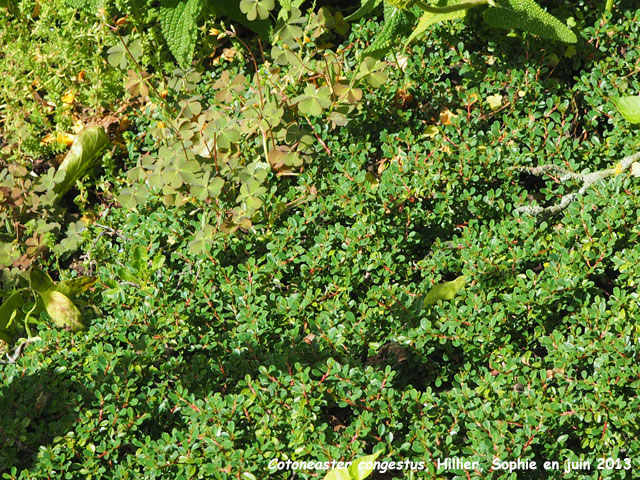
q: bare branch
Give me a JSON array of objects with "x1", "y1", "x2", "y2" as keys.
[
  {"x1": 513, "y1": 151, "x2": 640, "y2": 217},
  {"x1": 0, "y1": 336, "x2": 42, "y2": 364}
]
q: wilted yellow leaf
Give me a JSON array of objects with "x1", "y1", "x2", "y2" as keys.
[
  {"x1": 222, "y1": 48, "x2": 237, "y2": 61},
  {"x1": 439, "y1": 107, "x2": 457, "y2": 125},
  {"x1": 61, "y1": 91, "x2": 75, "y2": 105},
  {"x1": 424, "y1": 125, "x2": 439, "y2": 137},
  {"x1": 486, "y1": 94, "x2": 503, "y2": 111},
  {"x1": 42, "y1": 133, "x2": 56, "y2": 144}
]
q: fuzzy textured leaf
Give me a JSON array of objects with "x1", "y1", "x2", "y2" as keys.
[
  {"x1": 364, "y1": 4, "x2": 416, "y2": 57},
  {"x1": 160, "y1": 0, "x2": 204, "y2": 68},
  {"x1": 65, "y1": 0, "x2": 103, "y2": 13},
  {"x1": 482, "y1": 0, "x2": 577, "y2": 43}
]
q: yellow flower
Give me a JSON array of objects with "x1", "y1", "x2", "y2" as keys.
[
  {"x1": 61, "y1": 90, "x2": 75, "y2": 105},
  {"x1": 614, "y1": 163, "x2": 623, "y2": 175}
]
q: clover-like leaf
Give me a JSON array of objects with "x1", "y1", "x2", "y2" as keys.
[
  {"x1": 107, "y1": 36, "x2": 142, "y2": 70},
  {"x1": 486, "y1": 94, "x2": 503, "y2": 110},
  {"x1": 190, "y1": 171, "x2": 225, "y2": 200},
  {"x1": 125, "y1": 69, "x2": 150, "y2": 98},
  {"x1": 188, "y1": 223, "x2": 215, "y2": 254},
  {"x1": 212, "y1": 71, "x2": 247, "y2": 103},
  {"x1": 357, "y1": 57, "x2": 387, "y2": 88},
  {"x1": 118, "y1": 184, "x2": 150, "y2": 209},
  {"x1": 294, "y1": 85, "x2": 332, "y2": 116},
  {"x1": 276, "y1": 7, "x2": 305, "y2": 47},
  {"x1": 107, "y1": 42, "x2": 128, "y2": 69},
  {"x1": 239, "y1": 0, "x2": 274, "y2": 21},
  {"x1": 334, "y1": 83, "x2": 363, "y2": 104}
]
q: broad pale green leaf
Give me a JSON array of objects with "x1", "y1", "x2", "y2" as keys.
[
  {"x1": 54, "y1": 126, "x2": 110, "y2": 198},
  {"x1": 482, "y1": 0, "x2": 577, "y2": 43},
  {"x1": 30, "y1": 267, "x2": 54, "y2": 293},
  {"x1": 39, "y1": 290, "x2": 84, "y2": 331},
  {"x1": 345, "y1": 0, "x2": 383, "y2": 21},
  {"x1": 424, "y1": 275, "x2": 467, "y2": 305},
  {"x1": 0, "y1": 291, "x2": 26, "y2": 332},
  {"x1": 160, "y1": 0, "x2": 204, "y2": 68},
  {"x1": 613, "y1": 96, "x2": 640, "y2": 124},
  {"x1": 51, "y1": 276, "x2": 98, "y2": 299},
  {"x1": 323, "y1": 468, "x2": 351, "y2": 480},
  {"x1": 404, "y1": 0, "x2": 467, "y2": 47},
  {"x1": 349, "y1": 451, "x2": 382, "y2": 480}
]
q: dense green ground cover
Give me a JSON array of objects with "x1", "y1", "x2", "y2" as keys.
[{"x1": 2, "y1": 0, "x2": 640, "y2": 478}]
